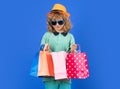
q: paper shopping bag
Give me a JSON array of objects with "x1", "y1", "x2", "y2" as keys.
[
  {"x1": 37, "y1": 51, "x2": 54, "y2": 76},
  {"x1": 51, "y1": 51, "x2": 68, "y2": 80},
  {"x1": 30, "y1": 44, "x2": 45, "y2": 77},
  {"x1": 30, "y1": 51, "x2": 39, "y2": 77},
  {"x1": 66, "y1": 45, "x2": 89, "y2": 79}
]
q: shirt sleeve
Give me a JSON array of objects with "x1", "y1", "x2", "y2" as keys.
[
  {"x1": 70, "y1": 34, "x2": 75, "y2": 51},
  {"x1": 66, "y1": 34, "x2": 75, "y2": 52},
  {"x1": 40, "y1": 32, "x2": 53, "y2": 52},
  {"x1": 40, "y1": 32, "x2": 49, "y2": 45}
]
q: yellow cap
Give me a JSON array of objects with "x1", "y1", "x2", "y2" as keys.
[{"x1": 51, "y1": 4, "x2": 70, "y2": 17}]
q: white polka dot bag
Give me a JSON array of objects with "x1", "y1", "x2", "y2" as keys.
[{"x1": 66, "y1": 45, "x2": 89, "y2": 79}]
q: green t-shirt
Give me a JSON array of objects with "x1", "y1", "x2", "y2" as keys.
[
  {"x1": 40, "y1": 32, "x2": 75, "y2": 82},
  {"x1": 41, "y1": 32, "x2": 75, "y2": 52}
]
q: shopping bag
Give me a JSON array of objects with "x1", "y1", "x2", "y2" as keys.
[
  {"x1": 29, "y1": 51, "x2": 39, "y2": 77},
  {"x1": 51, "y1": 51, "x2": 67, "y2": 80},
  {"x1": 37, "y1": 51, "x2": 54, "y2": 76},
  {"x1": 29, "y1": 44, "x2": 45, "y2": 77},
  {"x1": 66, "y1": 44, "x2": 89, "y2": 79}
]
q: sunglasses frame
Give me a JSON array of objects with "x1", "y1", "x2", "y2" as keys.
[{"x1": 50, "y1": 20, "x2": 65, "y2": 26}]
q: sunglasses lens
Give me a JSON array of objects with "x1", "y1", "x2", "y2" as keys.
[
  {"x1": 51, "y1": 21, "x2": 57, "y2": 25},
  {"x1": 58, "y1": 20, "x2": 64, "y2": 25}
]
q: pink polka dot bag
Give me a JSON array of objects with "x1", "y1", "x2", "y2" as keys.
[{"x1": 66, "y1": 44, "x2": 90, "y2": 79}]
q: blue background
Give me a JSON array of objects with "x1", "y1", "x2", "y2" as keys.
[{"x1": 0, "y1": 0, "x2": 120, "y2": 89}]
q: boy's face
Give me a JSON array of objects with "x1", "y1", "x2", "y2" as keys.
[{"x1": 51, "y1": 17, "x2": 64, "y2": 32}]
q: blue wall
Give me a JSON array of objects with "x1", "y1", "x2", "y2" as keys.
[{"x1": 0, "y1": 0, "x2": 120, "y2": 89}]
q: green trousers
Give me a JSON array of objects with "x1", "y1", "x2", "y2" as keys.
[{"x1": 43, "y1": 79, "x2": 71, "y2": 89}]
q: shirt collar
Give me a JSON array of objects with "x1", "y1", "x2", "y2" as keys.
[{"x1": 53, "y1": 31, "x2": 68, "y2": 36}]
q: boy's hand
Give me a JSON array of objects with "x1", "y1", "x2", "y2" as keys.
[
  {"x1": 43, "y1": 44, "x2": 49, "y2": 51},
  {"x1": 71, "y1": 44, "x2": 77, "y2": 52}
]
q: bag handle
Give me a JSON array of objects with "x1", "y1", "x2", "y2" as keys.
[
  {"x1": 67, "y1": 44, "x2": 81, "y2": 53},
  {"x1": 39, "y1": 44, "x2": 45, "y2": 51},
  {"x1": 76, "y1": 44, "x2": 81, "y2": 53}
]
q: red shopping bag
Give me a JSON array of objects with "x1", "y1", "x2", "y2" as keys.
[{"x1": 66, "y1": 45, "x2": 89, "y2": 79}]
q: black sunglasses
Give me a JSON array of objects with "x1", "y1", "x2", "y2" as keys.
[{"x1": 50, "y1": 20, "x2": 64, "y2": 25}]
